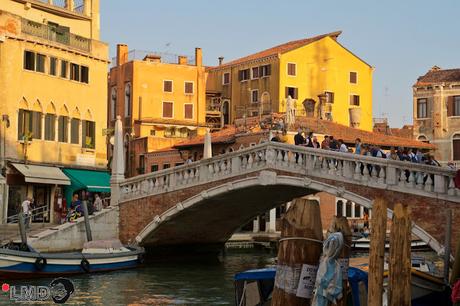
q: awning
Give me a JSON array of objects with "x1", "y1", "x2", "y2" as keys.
[
  {"x1": 62, "y1": 168, "x2": 111, "y2": 193},
  {"x1": 12, "y1": 163, "x2": 71, "y2": 185}
]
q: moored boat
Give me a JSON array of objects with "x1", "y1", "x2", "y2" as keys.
[{"x1": 0, "y1": 240, "x2": 144, "y2": 279}]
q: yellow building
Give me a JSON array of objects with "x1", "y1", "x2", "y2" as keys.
[
  {"x1": 206, "y1": 31, "x2": 374, "y2": 131},
  {"x1": 0, "y1": 0, "x2": 109, "y2": 223},
  {"x1": 109, "y1": 44, "x2": 207, "y2": 177}
]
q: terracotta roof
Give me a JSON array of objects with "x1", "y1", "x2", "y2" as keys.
[
  {"x1": 209, "y1": 31, "x2": 342, "y2": 70},
  {"x1": 416, "y1": 67, "x2": 460, "y2": 85},
  {"x1": 174, "y1": 126, "x2": 237, "y2": 148}
]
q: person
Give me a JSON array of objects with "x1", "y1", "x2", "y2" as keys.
[
  {"x1": 21, "y1": 197, "x2": 32, "y2": 231},
  {"x1": 355, "y1": 138, "x2": 362, "y2": 154},
  {"x1": 306, "y1": 132, "x2": 314, "y2": 148},
  {"x1": 338, "y1": 139, "x2": 348, "y2": 153},
  {"x1": 311, "y1": 136, "x2": 320, "y2": 148},
  {"x1": 185, "y1": 156, "x2": 193, "y2": 164},
  {"x1": 387, "y1": 147, "x2": 399, "y2": 160},
  {"x1": 271, "y1": 131, "x2": 281, "y2": 142},
  {"x1": 71, "y1": 194, "x2": 82, "y2": 217},
  {"x1": 294, "y1": 129, "x2": 306, "y2": 146},
  {"x1": 363, "y1": 211, "x2": 369, "y2": 228},
  {"x1": 447, "y1": 161, "x2": 456, "y2": 170},
  {"x1": 94, "y1": 194, "x2": 103, "y2": 212},
  {"x1": 321, "y1": 135, "x2": 330, "y2": 150},
  {"x1": 329, "y1": 136, "x2": 338, "y2": 151}
]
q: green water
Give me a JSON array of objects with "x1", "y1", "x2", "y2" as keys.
[{"x1": 0, "y1": 249, "x2": 276, "y2": 305}]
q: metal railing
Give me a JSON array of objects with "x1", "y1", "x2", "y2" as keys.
[
  {"x1": 4, "y1": 206, "x2": 49, "y2": 224},
  {"x1": 21, "y1": 18, "x2": 91, "y2": 52}
]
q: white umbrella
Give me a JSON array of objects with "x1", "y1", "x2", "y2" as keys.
[
  {"x1": 203, "y1": 128, "x2": 212, "y2": 159},
  {"x1": 111, "y1": 116, "x2": 125, "y2": 182}
]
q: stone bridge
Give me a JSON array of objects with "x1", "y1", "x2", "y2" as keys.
[{"x1": 114, "y1": 142, "x2": 460, "y2": 253}]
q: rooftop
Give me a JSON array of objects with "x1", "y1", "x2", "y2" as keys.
[
  {"x1": 415, "y1": 66, "x2": 460, "y2": 86},
  {"x1": 111, "y1": 50, "x2": 196, "y2": 67}
]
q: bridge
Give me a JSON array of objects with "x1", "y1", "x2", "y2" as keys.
[{"x1": 114, "y1": 141, "x2": 460, "y2": 254}]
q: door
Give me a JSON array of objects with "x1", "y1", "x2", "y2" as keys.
[{"x1": 453, "y1": 137, "x2": 460, "y2": 161}]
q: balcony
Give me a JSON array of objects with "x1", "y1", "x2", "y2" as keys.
[{"x1": 21, "y1": 18, "x2": 90, "y2": 52}]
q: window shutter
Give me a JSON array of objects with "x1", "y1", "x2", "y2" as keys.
[
  {"x1": 18, "y1": 110, "x2": 24, "y2": 140},
  {"x1": 285, "y1": 87, "x2": 289, "y2": 98},
  {"x1": 238, "y1": 71, "x2": 242, "y2": 81},
  {"x1": 447, "y1": 96, "x2": 454, "y2": 117},
  {"x1": 82, "y1": 120, "x2": 87, "y2": 147},
  {"x1": 185, "y1": 104, "x2": 193, "y2": 119},
  {"x1": 294, "y1": 88, "x2": 298, "y2": 99}
]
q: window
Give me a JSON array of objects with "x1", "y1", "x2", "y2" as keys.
[
  {"x1": 453, "y1": 134, "x2": 460, "y2": 161},
  {"x1": 251, "y1": 67, "x2": 259, "y2": 79},
  {"x1": 18, "y1": 109, "x2": 32, "y2": 140},
  {"x1": 70, "y1": 63, "x2": 80, "y2": 81},
  {"x1": 287, "y1": 63, "x2": 296, "y2": 76},
  {"x1": 162, "y1": 102, "x2": 173, "y2": 118},
  {"x1": 138, "y1": 156, "x2": 145, "y2": 175},
  {"x1": 184, "y1": 104, "x2": 193, "y2": 119},
  {"x1": 350, "y1": 72, "x2": 358, "y2": 84},
  {"x1": 24, "y1": 51, "x2": 35, "y2": 71},
  {"x1": 285, "y1": 87, "x2": 298, "y2": 99},
  {"x1": 36, "y1": 54, "x2": 46, "y2": 73},
  {"x1": 110, "y1": 87, "x2": 117, "y2": 120},
  {"x1": 223, "y1": 72, "x2": 230, "y2": 85},
  {"x1": 82, "y1": 120, "x2": 95, "y2": 149},
  {"x1": 80, "y1": 66, "x2": 89, "y2": 83},
  {"x1": 238, "y1": 69, "x2": 250, "y2": 81},
  {"x1": 184, "y1": 82, "x2": 194, "y2": 94},
  {"x1": 350, "y1": 95, "x2": 360, "y2": 106},
  {"x1": 325, "y1": 91, "x2": 334, "y2": 103},
  {"x1": 259, "y1": 64, "x2": 271, "y2": 77},
  {"x1": 49, "y1": 57, "x2": 57, "y2": 76},
  {"x1": 124, "y1": 83, "x2": 131, "y2": 117},
  {"x1": 60, "y1": 60, "x2": 68, "y2": 78},
  {"x1": 70, "y1": 118, "x2": 80, "y2": 144},
  {"x1": 151, "y1": 164, "x2": 159, "y2": 172},
  {"x1": 58, "y1": 116, "x2": 68, "y2": 143},
  {"x1": 345, "y1": 201, "x2": 352, "y2": 217},
  {"x1": 447, "y1": 96, "x2": 460, "y2": 117},
  {"x1": 163, "y1": 80, "x2": 173, "y2": 92},
  {"x1": 336, "y1": 200, "x2": 343, "y2": 217},
  {"x1": 44, "y1": 114, "x2": 56, "y2": 141},
  {"x1": 251, "y1": 89, "x2": 259, "y2": 103},
  {"x1": 354, "y1": 204, "x2": 361, "y2": 218},
  {"x1": 417, "y1": 98, "x2": 427, "y2": 118},
  {"x1": 163, "y1": 163, "x2": 171, "y2": 170}
]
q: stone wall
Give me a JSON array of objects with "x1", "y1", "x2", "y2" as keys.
[{"x1": 29, "y1": 207, "x2": 119, "y2": 252}]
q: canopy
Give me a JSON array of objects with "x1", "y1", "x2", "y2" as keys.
[
  {"x1": 12, "y1": 163, "x2": 70, "y2": 185},
  {"x1": 63, "y1": 168, "x2": 111, "y2": 193}
]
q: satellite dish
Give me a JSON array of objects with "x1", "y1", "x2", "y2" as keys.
[{"x1": 110, "y1": 136, "x2": 115, "y2": 146}]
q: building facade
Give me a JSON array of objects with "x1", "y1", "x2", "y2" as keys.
[
  {"x1": 0, "y1": 0, "x2": 109, "y2": 223},
  {"x1": 108, "y1": 44, "x2": 208, "y2": 177},
  {"x1": 206, "y1": 31, "x2": 374, "y2": 131},
  {"x1": 413, "y1": 66, "x2": 460, "y2": 167}
]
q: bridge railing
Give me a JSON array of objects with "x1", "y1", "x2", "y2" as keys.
[{"x1": 119, "y1": 142, "x2": 459, "y2": 202}]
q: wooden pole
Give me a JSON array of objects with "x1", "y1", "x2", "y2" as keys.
[
  {"x1": 443, "y1": 209, "x2": 452, "y2": 284},
  {"x1": 451, "y1": 238, "x2": 460, "y2": 285},
  {"x1": 327, "y1": 216, "x2": 352, "y2": 306},
  {"x1": 272, "y1": 197, "x2": 323, "y2": 306},
  {"x1": 368, "y1": 197, "x2": 387, "y2": 306},
  {"x1": 388, "y1": 203, "x2": 411, "y2": 306}
]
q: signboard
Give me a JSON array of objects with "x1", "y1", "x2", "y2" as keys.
[{"x1": 76, "y1": 154, "x2": 96, "y2": 167}]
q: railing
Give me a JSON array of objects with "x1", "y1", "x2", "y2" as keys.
[
  {"x1": 36, "y1": 0, "x2": 86, "y2": 15},
  {"x1": 119, "y1": 142, "x2": 460, "y2": 203},
  {"x1": 4, "y1": 206, "x2": 49, "y2": 224},
  {"x1": 21, "y1": 18, "x2": 91, "y2": 52}
]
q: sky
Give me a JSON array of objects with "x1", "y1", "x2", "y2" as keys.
[{"x1": 100, "y1": 0, "x2": 460, "y2": 128}]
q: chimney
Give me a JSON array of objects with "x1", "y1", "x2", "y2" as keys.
[
  {"x1": 116, "y1": 44, "x2": 129, "y2": 66},
  {"x1": 178, "y1": 56, "x2": 188, "y2": 65},
  {"x1": 195, "y1": 47, "x2": 202, "y2": 67},
  {"x1": 143, "y1": 54, "x2": 161, "y2": 63},
  {"x1": 218, "y1": 57, "x2": 224, "y2": 66},
  {"x1": 430, "y1": 65, "x2": 441, "y2": 72}
]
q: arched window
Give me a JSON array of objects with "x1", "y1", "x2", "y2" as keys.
[
  {"x1": 111, "y1": 87, "x2": 117, "y2": 120},
  {"x1": 453, "y1": 133, "x2": 460, "y2": 161},
  {"x1": 417, "y1": 135, "x2": 429, "y2": 143},
  {"x1": 124, "y1": 83, "x2": 131, "y2": 117}
]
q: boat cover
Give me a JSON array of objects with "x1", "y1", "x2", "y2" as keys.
[
  {"x1": 348, "y1": 267, "x2": 368, "y2": 306},
  {"x1": 234, "y1": 267, "x2": 276, "y2": 281},
  {"x1": 83, "y1": 240, "x2": 124, "y2": 249}
]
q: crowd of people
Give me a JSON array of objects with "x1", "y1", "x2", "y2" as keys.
[{"x1": 65, "y1": 193, "x2": 104, "y2": 223}]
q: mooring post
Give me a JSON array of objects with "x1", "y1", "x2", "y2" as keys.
[{"x1": 81, "y1": 201, "x2": 93, "y2": 242}]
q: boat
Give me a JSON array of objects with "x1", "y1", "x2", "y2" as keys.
[
  {"x1": 0, "y1": 240, "x2": 145, "y2": 279},
  {"x1": 351, "y1": 236, "x2": 429, "y2": 251}
]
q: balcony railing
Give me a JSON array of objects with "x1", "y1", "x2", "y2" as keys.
[
  {"x1": 36, "y1": 0, "x2": 86, "y2": 15},
  {"x1": 22, "y1": 18, "x2": 90, "y2": 52}
]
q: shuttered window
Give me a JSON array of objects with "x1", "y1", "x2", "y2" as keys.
[
  {"x1": 251, "y1": 67, "x2": 259, "y2": 79},
  {"x1": 36, "y1": 54, "x2": 46, "y2": 73},
  {"x1": 417, "y1": 98, "x2": 428, "y2": 118},
  {"x1": 238, "y1": 69, "x2": 250, "y2": 81},
  {"x1": 164, "y1": 80, "x2": 173, "y2": 92},
  {"x1": 453, "y1": 134, "x2": 460, "y2": 161},
  {"x1": 223, "y1": 73, "x2": 230, "y2": 85},
  {"x1": 70, "y1": 63, "x2": 80, "y2": 81},
  {"x1": 49, "y1": 57, "x2": 57, "y2": 76},
  {"x1": 70, "y1": 118, "x2": 80, "y2": 144},
  {"x1": 350, "y1": 72, "x2": 358, "y2": 84},
  {"x1": 80, "y1": 66, "x2": 89, "y2": 83},
  {"x1": 60, "y1": 60, "x2": 68, "y2": 78},
  {"x1": 58, "y1": 116, "x2": 68, "y2": 143},
  {"x1": 44, "y1": 114, "x2": 56, "y2": 141},
  {"x1": 251, "y1": 89, "x2": 259, "y2": 103},
  {"x1": 24, "y1": 51, "x2": 35, "y2": 71},
  {"x1": 447, "y1": 96, "x2": 460, "y2": 117},
  {"x1": 18, "y1": 109, "x2": 32, "y2": 140},
  {"x1": 184, "y1": 82, "x2": 194, "y2": 94},
  {"x1": 350, "y1": 95, "x2": 360, "y2": 106},
  {"x1": 163, "y1": 102, "x2": 173, "y2": 118},
  {"x1": 285, "y1": 87, "x2": 298, "y2": 99},
  {"x1": 184, "y1": 104, "x2": 193, "y2": 119},
  {"x1": 259, "y1": 65, "x2": 271, "y2": 77},
  {"x1": 325, "y1": 91, "x2": 334, "y2": 103},
  {"x1": 82, "y1": 120, "x2": 96, "y2": 149},
  {"x1": 287, "y1": 63, "x2": 296, "y2": 76}
]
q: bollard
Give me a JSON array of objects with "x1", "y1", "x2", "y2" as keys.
[
  {"x1": 81, "y1": 201, "x2": 93, "y2": 242},
  {"x1": 272, "y1": 197, "x2": 323, "y2": 306}
]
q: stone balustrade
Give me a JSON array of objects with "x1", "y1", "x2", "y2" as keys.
[{"x1": 118, "y1": 142, "x2": 459, "y2": 203}]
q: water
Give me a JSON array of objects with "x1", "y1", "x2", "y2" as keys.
[{"x1": 0, "y1": 249, "x2": 276, "y2": 305}]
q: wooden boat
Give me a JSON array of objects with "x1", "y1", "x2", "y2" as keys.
[{"x1": 0, "y1": 240, "x2": 144, "y2": 279}]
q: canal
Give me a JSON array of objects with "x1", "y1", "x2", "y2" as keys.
[{"x1": 1, "y1": 249, "x2": 276, "y2": 305}]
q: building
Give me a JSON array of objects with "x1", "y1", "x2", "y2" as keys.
[
  {"x1": 108, "y1": 44, "x2": 208, "y2": 177},
  {"x1": 206, "y1": 31, "x2": 374, "y2": 131},
  {"x1": 373, "y1": 118, "x2": 414, "y2": 139},
  {"x1": 0, "y1": 0, "x2": 109, "y2": 223},
  {"x1": 413, "y1": 66, "x2": 460, "y2": 167}
]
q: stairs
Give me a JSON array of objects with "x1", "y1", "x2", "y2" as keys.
[{"x1": 0, "y1": 223, "x2": 56, "y2": 245}]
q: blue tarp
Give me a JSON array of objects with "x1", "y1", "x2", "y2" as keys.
[{"x1": 234, "y1": 267, "x2": 276, "y2": 281}]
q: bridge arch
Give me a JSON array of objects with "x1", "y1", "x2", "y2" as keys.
[{"x1": 135, "y1": 171, "x2": 442, "y2": 253}]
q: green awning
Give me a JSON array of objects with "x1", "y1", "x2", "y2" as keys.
[{"x1": 63, "y1": 169, "x2": 111, "y2": 193}]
